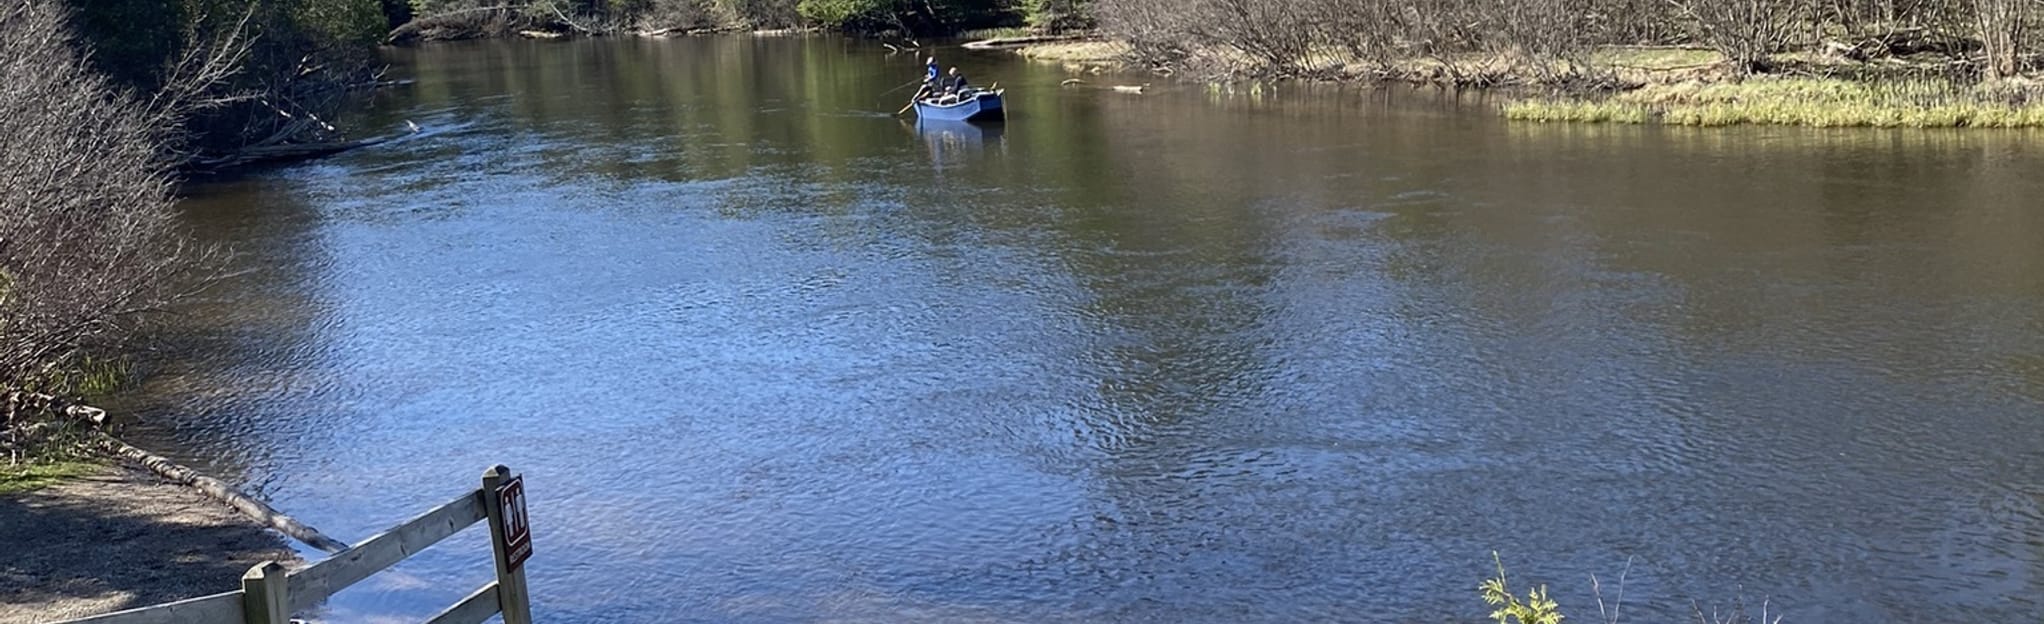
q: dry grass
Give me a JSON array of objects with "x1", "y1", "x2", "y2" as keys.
[
  {"x1": 961, "y1": 26, "x2": 1035, "y2": 39},
  {"x1": 1594, "y1": 46, "x2": 1725, "y2": 70},
  {"x1": 1506, "y1": 76, "x2": 2044, "y2": 127},
  {"x1": 1021, "y1": 40, "x2": 1727, "y2": 88},
  {"x1": 1017, "y1": 39, "x2": 1131, "y2": 63}
]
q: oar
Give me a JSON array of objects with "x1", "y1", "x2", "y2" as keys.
[{"x1": 896, "y1": 83, "x2": 931, "y2": 116}]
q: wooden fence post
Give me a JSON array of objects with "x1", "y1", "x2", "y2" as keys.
[
  {"x1": 240, "y1": 561, "x2": 289, "y2": 624},
  {"x1": 482, "y1": 465, "x2": 534, "y2": 624}
]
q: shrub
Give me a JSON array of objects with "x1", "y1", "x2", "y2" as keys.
[{"x1": 0, "y1": 0, "x2": 211, "y2": 438}]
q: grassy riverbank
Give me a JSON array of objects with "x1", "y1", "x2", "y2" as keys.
[
  {"x1": 1507, "y1": 77, "x2": 2044, "y2": 127},
  {"x1": 1010, "y1": 36, "x2": 2044, "y2": 128}
]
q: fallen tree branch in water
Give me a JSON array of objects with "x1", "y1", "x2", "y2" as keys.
[
  {"x1": 95, "y1": 432, "x2": 351, "y2": 554},
  {"x1": 188, "y1": 124, "x2": 421, "y2": 172},
  {"x1": 962, "y1": 34, "x2": 1089, "y2": 50}
]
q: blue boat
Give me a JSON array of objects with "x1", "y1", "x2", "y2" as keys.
[{"x1": 913, "y1": 89, "x2": 1005, "y2": 122}]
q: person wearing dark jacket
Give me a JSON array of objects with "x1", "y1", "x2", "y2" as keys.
[{"x1": 937, "y1": 67, "x2": 970, "y2": 103}]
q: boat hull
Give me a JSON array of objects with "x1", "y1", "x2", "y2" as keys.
[{"x1": 914, "y1": 91, "x2": 1005, "y2": 122}]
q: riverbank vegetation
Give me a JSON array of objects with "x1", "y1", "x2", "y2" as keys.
[
  {"x1": 0, "y1": 0, "x2": 201, "y2": 463},
  {"x1": 1083, "y1": 0, "x2": 2040, "y2": 83},
  {"x1": 66, "y1": 0, "x2": 393, "y2": 162},
  {"x1": 1482, "y1": 555, "x2": 1785, "y2": 624},
  {"x1": 1507, "y1": 76, "x2": 2044, "y2": 126},
  {"x1": 389, "y1": 0, "x2": 1072, "y2": 40},
  {"x1": 1046, "y1": 0, "x2": 2044, "y2": 126},
  {"x1": 6, "y1": 0, "x2": 420, "y2": 466}
]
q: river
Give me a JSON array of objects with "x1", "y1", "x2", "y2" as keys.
[{"x1": 120, "y1": 35, "x2": 2044, "y2": 622}]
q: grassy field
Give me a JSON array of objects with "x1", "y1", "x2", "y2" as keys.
[{"x1": 1506, "y1": 76, "x2": 2044, "y2": 127}]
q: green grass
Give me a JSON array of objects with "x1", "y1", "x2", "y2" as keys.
[
  {"x1": 1505, "y1": 76, "x2": 2044, "y2": 127},
  {"x1": 0, "y1": 460, "x2": 98, "y2": 495}
]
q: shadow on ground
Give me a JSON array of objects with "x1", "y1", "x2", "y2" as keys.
[{"x1": 0, "y1": 466, "x2": 295, "y2": 624}]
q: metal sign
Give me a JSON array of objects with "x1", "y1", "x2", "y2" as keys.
[{"x1": 498, "y1": 474, "x2": 533, "y2": 570}]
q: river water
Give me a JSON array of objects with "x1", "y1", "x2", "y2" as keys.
[{"x1": 126, "y1": 36, "x2": 2044, "y2": 622}]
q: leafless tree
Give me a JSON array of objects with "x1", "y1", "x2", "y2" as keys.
[
  {"x1": 0, "y1": 0, "x2": 216, "y2": 413},
  {"x1": 1972, "y1": 0, "x2": 2028, "y2": 77},
  {"x1": 1666, "y1": 0, "x2": 1812, "y2": 72}
]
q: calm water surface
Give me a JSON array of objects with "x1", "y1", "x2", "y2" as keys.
[{"x1": 127, "y1": 36, "x2": 2044, "y2": 622}]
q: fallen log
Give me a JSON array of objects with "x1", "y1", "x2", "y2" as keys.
[
  {"x1": 24, "y1": 395, "x2": 353, "y2": 553},
  {"x1": 962, "y1": 34, "x2": 1088, "y2": 50},
  {"x1": 190, "y1": 125, "x2": 419, "y2": 171},
  {"x1": 385, "y1": 5, "x2": 518, "y2": 44},
  {"x1": 96, "y1": 433, "x2": 351, "y2": 554},
  {"x1": 5, "y1": 391, "x2": 106, "y2": 426}
]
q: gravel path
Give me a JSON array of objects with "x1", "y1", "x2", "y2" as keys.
[{"x1": 0, "y1": 463, "x2": 297, "y2": 623}]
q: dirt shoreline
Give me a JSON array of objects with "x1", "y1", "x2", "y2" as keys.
[{"x1": 0, "y1": 463, "x2": 298, "y2": 624}]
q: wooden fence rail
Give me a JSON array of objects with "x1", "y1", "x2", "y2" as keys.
[{"x1": 56, "y1": 465, "x2": 534, "y2": 624}]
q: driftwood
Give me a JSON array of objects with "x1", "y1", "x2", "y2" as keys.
[
  {"x1": 386, "y1": 5, "x2": 520, "y2": 43},
  {"x1": 962, "y1": 34, "x2": 1088, "y2": 50},
  {"x1": 20, "y1": 394, "x2": 352, "y2": 553},
  {"x1": 542, "y1": 3, "x2": 601, "y2": 35},
  {"x1": 1112, "y1": 84, "x2": 1148, "y2": 93},
  {"x1": 95, "y1": 432, "x2": 351, "y2": 553},
  {"x1": 5, "y1": 391, "x2": 107, "y2": 426}
]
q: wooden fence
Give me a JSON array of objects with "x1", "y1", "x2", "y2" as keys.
[{"x1": 56, "y1": 465, "x2": 534, "y2": 624}]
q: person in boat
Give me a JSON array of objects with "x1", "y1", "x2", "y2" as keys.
[
  {"x1": 910, "y1": 56, "x2": 941, "y2": 103},
  {"x1": 936, "y1": 67, "x2": 970, "y2": 104}
]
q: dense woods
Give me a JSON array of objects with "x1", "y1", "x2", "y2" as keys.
[
  {"x1": 74, "y1": 0, "x2": 2037, "y2": 83},
  {"x1": 375, "y1": 0, "x2": 2044, "y2": 80},
  {"x1": 392, "y1": 0, "x2": 1039, "y2": 36}
]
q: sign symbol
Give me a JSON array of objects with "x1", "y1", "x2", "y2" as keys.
[{"x1": 498, "y1": 475, "x2": 533, "y2": 570}]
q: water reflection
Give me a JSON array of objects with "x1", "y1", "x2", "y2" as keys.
[
  {"x1": 133, "y1": 35, "x2": 2044, "y2": 623},
  {"x1": 913, "y1": 120, "x2": 1006, "y2": 172}
]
